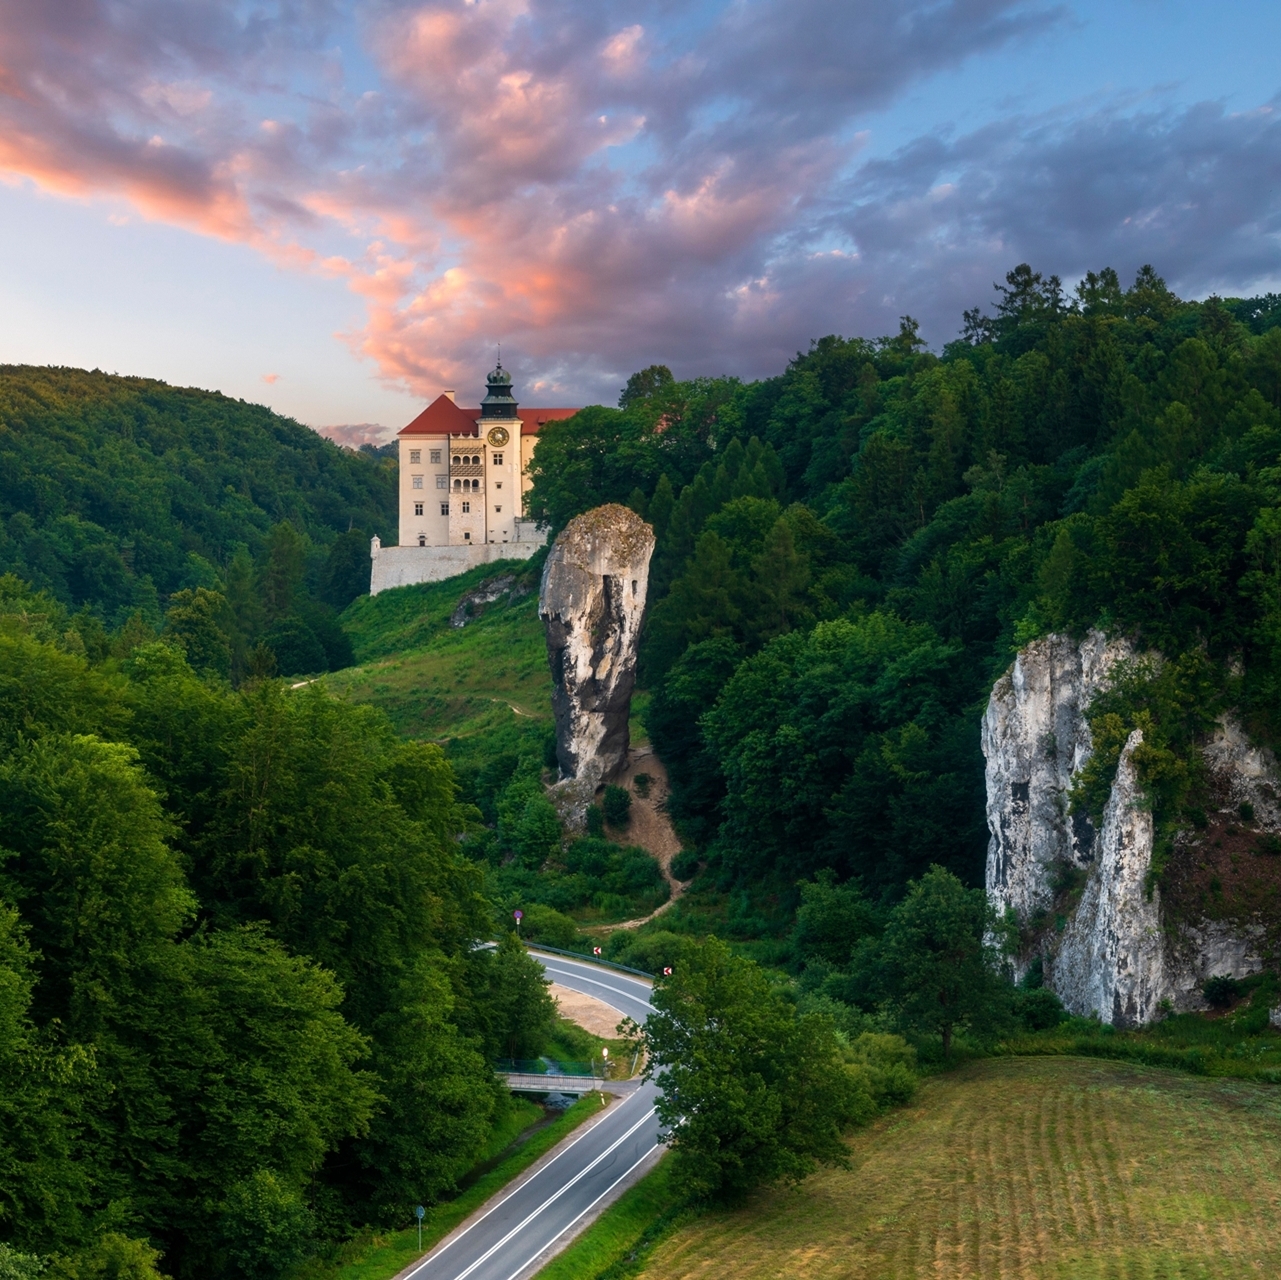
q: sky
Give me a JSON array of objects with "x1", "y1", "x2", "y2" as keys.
[{"x1": 0, "y1": 1, "x2": 1279, "y2": 439}]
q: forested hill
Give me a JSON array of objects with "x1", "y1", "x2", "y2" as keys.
[
  {"x1": 0, "y1": 365, "x2": 395, "y2": 623},
  {"x1": 526, "y1": 268, "x2": 1281, "y2": 906}
]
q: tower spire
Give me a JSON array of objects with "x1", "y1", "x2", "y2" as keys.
[{"x1": 481, "y1": 356, "x2": 518, "y2": 419}]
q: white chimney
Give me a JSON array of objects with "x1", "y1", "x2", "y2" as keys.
[{"x1": 443, "y1": 389, "x2": 456, "y2": 403}]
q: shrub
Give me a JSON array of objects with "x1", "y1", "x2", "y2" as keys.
[
  {"x1": 0, "y1": 1245, "x2": 45, "y2": 1280},
  {"x1": 1239, "y1": 801, "x2": 1255, "y2": 823},
  {"x1": 670, "y1": 849, "x2": 700, "y2": 881},
  {"x1": 219, "y1": 1171, "x2": 314, "y2": 1280},
  {"x1": 521, "y1": 903, "x2": 582, "y2": 950},
  {"x1": 585, "y1": 805, "x2": 605, "y2": 837},
  {"x1": 605, "y1": 929, "x2": 697, "y2": 974},
  {"x1": 602, "y1": 785, "x2": 632, "y2": 827},
  {"x1": 1014, "y1": 986, "x2": 1068, "y2": 1031},
  {"x1": 1203, "y1": 974, "x2": 1242, "y2": 1009}
]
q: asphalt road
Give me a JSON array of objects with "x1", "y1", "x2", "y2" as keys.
[{"x1": 404, "y1": 953, "x2": 665, "y2": 1280}]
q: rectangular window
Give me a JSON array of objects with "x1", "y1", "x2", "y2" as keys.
[
  {"x1": 494, "y1": 505, "x2": 502, "y2": 513},
  {"x1": 412, "y1": 475, "x2": 423, "y2": 490},
  {"x1": 461, "y1": 501, "x2": 471, "y2": 514},
  {"x1": 409, "y1": 449, "x2": 421, "y2": 464},
  {"x1": 495, "y1": 481, "x2": 502, "y2": 489},
  {"x1": 414, "y1": 502, "x2": 424, "y2": 516},
  {"x1": 429, "y1": 449, "x2": 441, "y2": 463},
  {"x1": 440, "y1": 502, "x2": 449, "y2": 516},
  {"x1": 492, "y1": 453, "x2": 503, "y2": 466},
  {"x1": 436, "y1": 474, "x2": 447, "y2": 489}
]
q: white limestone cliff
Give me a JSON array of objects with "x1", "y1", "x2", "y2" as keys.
[
  {"x1": 984, "y1": 632, "x2": 1267, "y2": 1025},
  {"x1": 983, "y1": 630, "x2": 1131, "y2": 926},
  {"x1": 1052, "y1": 730, "x2": 1165, "y2": 1026},
  {"x1": 539, "y1": 504, "x2": 654, "y2": 826}
]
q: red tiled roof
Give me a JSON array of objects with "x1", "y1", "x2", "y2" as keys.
[
  {"x1": 397, "y1": 395, "x2": 480, "y2": 436},
  {"x1": 518, "y1": 408, "x2": 578, "y2": 435},
  {"x1": 398, "y1": 396, "x2": 580, "y2": 437}
]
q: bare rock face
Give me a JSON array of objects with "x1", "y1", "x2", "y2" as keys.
[
  {"x1": 984, "y1": 632, "x2": 1267, "y2": 1025},
  {"x1": 539, "y1": 505, "x2": 654, "y2": 822},
  {"x1": 984, "y1": 630, "x2": 1131, "y2": 928},
  {"x1": 1053, "y1": 730, "x2": 1165, "y2": 1026}
]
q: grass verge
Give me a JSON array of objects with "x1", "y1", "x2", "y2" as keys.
[
  {"x1": 630, "y1": 1056, "x2": 1281, "y2": 1280},
  {"x1": 291, "y1": 1093, "x2": 607, "y2": 1280},
  {"x1": 998, "y1": 973, "x2": 1281, "y2": 1083},
  {"x1": 535, "y1": 1157, "x2": 685, "y2": 1280}
]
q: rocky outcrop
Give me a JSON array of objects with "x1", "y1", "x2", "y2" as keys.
[
  {"x1": 984, "y1": 632, "x2": 1268, "y2": 1025},
  {"x1": 1052, "y1": 730, "x2": 1165, "y2": 1026},
  {"x1": 984, "y1": 630, "x2": 1131, "y2": 925},
  {"x1": 539, "y1": 505, "x2": 654, "y2": 823},
  {"x1": 450, "y1": 574, "x2": 530, "y2": 628}
]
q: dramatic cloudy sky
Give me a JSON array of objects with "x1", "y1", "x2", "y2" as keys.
[{"x1": 1, "y1": 1, "x2": 1279, "y2": 434}]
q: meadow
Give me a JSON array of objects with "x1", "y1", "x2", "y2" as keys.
[
  {"x1": 608, "y1": 1056, "x2": 1281, "y2": 1280},
  {"x1": 328, "y1": 559, "x2": 553, "y2": 743}
]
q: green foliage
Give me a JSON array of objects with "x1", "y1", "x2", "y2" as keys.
[
  {"x1": 263, "y1": 616, "x2": 328, "y2": 676},
  {"x1": 0, "y1": 367, "x2": 392, "y2": 624},
  {"x1": 601, "y1": 785, "x2": 632, "y2": 827},
  {"x1": 162, "y1": 588, "x2": 231, "y2": 677},
  {"x1": 219, "y1": 1171, "x2": 314, "y2": 1280},
  {"x1": 791, "y1": 872, "x2": 882, "y2": 968},
  {"x1": 669, "y1": 849, "x2": 699, "y2": 882},
  {"x1": 876, "y1": 867, "x2": 1013, "y2": 1057},
  {"x1": 632, "y1": 937, "x2": 863, "y2": 1202},
  {"x1": 0, "y1": 590, "x2": 557, "y2": 1277},
  {"x1": 46, "y1": 1235, "x2": 167, "y2": 1280},
  {"x1": 486, "y1": 934, "x2": 558, "y2": 1058},
  {"x1": 518, "y1": 904, "x2": 583, "y2": 949},
  {"x1": 701, "y1": 613, "x2": 984, "y2": 889},
  {"x1": 0, "y1": 1245, "x2": 45, "y2": 1280}
]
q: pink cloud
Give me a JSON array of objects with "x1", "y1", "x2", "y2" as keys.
[{"x1": 1, "y1": 1, "x2": 1277, "y2": 407}]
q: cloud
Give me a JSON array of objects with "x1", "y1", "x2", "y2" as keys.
[
  {"x1": 313, "y1": 421, "x2": 394, "y2": 448},
  {"x1": 0, "y1": 1, "x2": 1277, "y2": 405}
]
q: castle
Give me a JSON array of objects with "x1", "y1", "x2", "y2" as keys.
[{"x1": 369, "y1": 363, "x2": 578, "y2": 594}]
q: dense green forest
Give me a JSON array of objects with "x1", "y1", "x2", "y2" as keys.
[
  {"x1": 0, "y1": 365, "x2": 395, "y2": 679},
  {"x1": 526, "y1": 268, "x2": 1281, "y2": 924},
  {"x1": 6, "y1": 268, "x2": 1281, "y2": 1270},
  {"x1": 0, "y1": 579, "x2": 563, "y2": 1280}
]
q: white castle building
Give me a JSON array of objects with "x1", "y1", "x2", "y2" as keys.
[{"x1": 369, "y1": 363, "x2": 577, "y2": 594}]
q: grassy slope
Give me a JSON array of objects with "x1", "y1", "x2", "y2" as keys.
[
  {"x1": 623, "y1": 1057, "x2": 1281, "y2": 1280},
  {"x1": 329, "y1": 564, "x2": 553, "y2": 741}
]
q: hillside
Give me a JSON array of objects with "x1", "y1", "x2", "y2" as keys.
[
  {"x1": 0, "y1": 364, "x2": 395, "y2": 621},
  {"x1": 629, "y1": 1056, "x2": 1281, "y2": 1279},
  {"x1": 330, "y1": 560, "x2": 553, "y2": 743}
]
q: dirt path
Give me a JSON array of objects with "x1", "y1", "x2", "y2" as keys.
[{"x1": 596, "y1": 748, "x2": 685, "y2": 932}]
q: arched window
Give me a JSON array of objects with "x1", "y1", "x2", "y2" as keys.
[{"x1": 453, "y1": 478, "x2": 461, "y2": 491}]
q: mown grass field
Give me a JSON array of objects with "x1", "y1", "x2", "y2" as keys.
[{"x1": 628, "y1": 1056, "x2": 1281, "y2": 1280}]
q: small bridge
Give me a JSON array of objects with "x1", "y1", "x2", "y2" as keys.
[{"x1": 494, "y1": 1059, "x2": 639, "y2": 1095}]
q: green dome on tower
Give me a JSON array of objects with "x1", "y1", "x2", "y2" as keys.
[{"x1": 481, "y1": 360, "x2": 518, "y2": 419}]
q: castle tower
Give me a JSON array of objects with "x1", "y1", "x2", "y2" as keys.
[{"x1": 448, "y1": 360, "x2": 522, "y2": 547}]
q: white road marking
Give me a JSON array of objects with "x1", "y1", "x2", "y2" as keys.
[
  {"x1": 403, "y1": 1093, "x2": 643, "y2": 1277},
  {"x1": 497, "y1": 1143, "x2": 665, "y2": 1280},
  {"x1": 433, "y1": 1107, "x2": 658, "y2": 1280}
]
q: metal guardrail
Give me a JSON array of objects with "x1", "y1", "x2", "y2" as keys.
[{"x1": 523, "y1": 942, "x2": 655, "y2": 981}]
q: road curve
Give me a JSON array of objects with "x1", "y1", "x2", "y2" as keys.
[{"x1": 402, "y1": 952, "x2": 664, "y2": 1280}]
